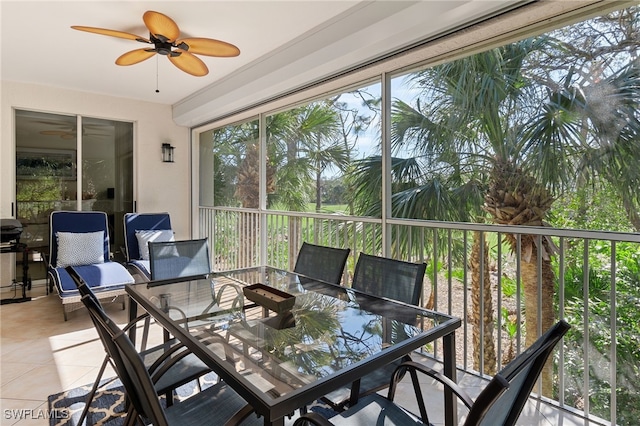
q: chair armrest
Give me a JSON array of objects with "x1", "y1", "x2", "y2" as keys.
[
  {"x1": 214, "y1": 282, "x2": 244, "y2": 309},
  {"x1": 147, "y1": 343, "x2": 195, "y2": 384},
  {"x1": 201, "y1": 282, "x2": 245, "y2": 315},
  {"x1": 388, "y1": 360, "x2": 474, "y2": 421},
  {"x1": 292, "y1": 412, "x2": 335, "y2": 426},
  {"x1": 122, "y1": 312, "x2": 151, "y2": 333}
]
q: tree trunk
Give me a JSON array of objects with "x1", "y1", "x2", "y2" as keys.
[
  {"x1": 482, "y1": 160, "x2": 556, "y2": 392},
  {"x1": 521, "y1": 244, "x2": 556, "y2": 396},
  {"x1": 234, "y1": 143, "x2": 261, "y2": 267},
  {"x1": 288, "y1": 217, "x2": 302, "y2": 271},
  {"x1": 316, "y1": 171, "x2": 322, "y2": 212},
  {"x1": 238, "y1": 212, "x2": 258, "y2": 268},
  {"x1": 620, "y1": 190, "x2": 640, "y2": 232},
  {"x1": 470, "y1": 231, "x2": 497, "y2": 375}
]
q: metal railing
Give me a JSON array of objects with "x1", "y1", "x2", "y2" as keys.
[{"x1": 200, "y1": 206, "x2": 640, "y2": 425}]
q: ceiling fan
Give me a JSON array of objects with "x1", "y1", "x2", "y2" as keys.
[{"x1": 71, "y1": 10, "x2": 240, "y2": 77}]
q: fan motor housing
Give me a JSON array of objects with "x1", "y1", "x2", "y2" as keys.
[{"x1": 150, "y1": 34, "x2": 176, "y2": 56}]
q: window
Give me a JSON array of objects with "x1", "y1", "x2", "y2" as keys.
[{"x1": 265, "y1": 83, "x2": 381, "y2": 215}]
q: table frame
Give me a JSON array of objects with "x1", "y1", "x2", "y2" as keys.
[{"x1": 126, "y1": 268, "x2": 461, "y2": 426}]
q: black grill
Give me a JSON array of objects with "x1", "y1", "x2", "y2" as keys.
[
  {"x1": 1, "y1": 218, "x2": 23, "y2": 244},
  {"x1": 1, "y1": 218, "x2": 31, "y2": 304}
]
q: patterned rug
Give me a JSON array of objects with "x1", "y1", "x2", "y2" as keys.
[{"x1": 48, "y1": 372, "x2": 337, "y2": 425}]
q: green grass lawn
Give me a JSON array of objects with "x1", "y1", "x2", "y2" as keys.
[
  {"x1": 265, "y1": 204, "x2": 350, "y2": 234},
  {"x1": 308, "y1": 203, "x2": 348, "y2": 214}
]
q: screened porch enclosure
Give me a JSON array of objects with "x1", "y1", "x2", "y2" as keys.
[
  {"x1": 195, "y1": 4, "x2": 640, "y2": 425},
  {"x1": 199, "y1": 207, "x2": 640, "y2": 426}
]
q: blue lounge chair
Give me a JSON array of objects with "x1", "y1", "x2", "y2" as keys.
[
  {"x1": 123, "y1": 212, "x2": 173, "y2": 280},
  {"x1": 47, "y1": 211, "x2": 134, "y2": 320}
]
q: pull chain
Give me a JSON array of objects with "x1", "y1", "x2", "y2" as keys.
[{"x1": 155, "y1": 56, "x2": 160, "y2": 93}]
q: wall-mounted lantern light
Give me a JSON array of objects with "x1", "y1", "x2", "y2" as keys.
[{"x1": 162, "y1": 143, "x2": 175, "y2": 163}]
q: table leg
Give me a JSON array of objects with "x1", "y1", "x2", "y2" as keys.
[
  {"x1": 348, "y1": 378, "x2": 361, "y2": 406},
  {"x1": 128, "y1": 296, "x2": 138, "y2": 344},
  {"x1": 443, "y1": 331, "x2": 457, "y2": 426}
]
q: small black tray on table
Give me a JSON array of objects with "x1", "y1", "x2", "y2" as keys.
[{"x1": 242, "y1": 283, "x2": 296, "y2": 314}]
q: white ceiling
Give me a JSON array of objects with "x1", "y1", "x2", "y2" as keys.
[{"x1": 1, "y1": 1, "x2": 521, "y2": 126}]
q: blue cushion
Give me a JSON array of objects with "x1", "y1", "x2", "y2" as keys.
[
  {"x1": 50, "y1": 211, "x2": 110, "y2": 268},
  {"x1": 123, "y1": 213, "x2": 172, "y2": 260},
  {"x1": 51, "y1": 262, "x2": 135, "y2": 295},
  {"x1": 129, "y1": 259, "x2": 151, "y2": 279}
]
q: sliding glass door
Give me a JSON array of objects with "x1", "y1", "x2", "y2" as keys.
[{"x1": 14, "y1": 110, "x2": 133, "y2": 267}]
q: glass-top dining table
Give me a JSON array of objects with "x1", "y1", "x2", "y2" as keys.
[{"x1": 126, "y1": 266, "x2": 462, "y2": 426}]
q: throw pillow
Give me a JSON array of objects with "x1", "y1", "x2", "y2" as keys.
[
  {"x1": 136, "y1": 229, "x2": 175, "y2": 260},
  {"x1": 56, "y1": 231, "x2": 105, "y2": 268}
]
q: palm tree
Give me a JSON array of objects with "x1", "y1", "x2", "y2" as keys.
[
  {"x1": 267, "y1": 101, "x2": 350, "y2": 265},
  {"x1": 349, "y1": 19, "x2": 640, "y2": 394}
]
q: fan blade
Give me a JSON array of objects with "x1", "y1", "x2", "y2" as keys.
[
  {"x1": 71, "y1": 26, "x2": 150, "y2": 43},
  {"x1": 116, "y1": 48, "x2": 157, "y2": 66},
  {"x1": 176, "y1": 37, "x2": 240, "y2": 57},
  {"x1": 143, "y1": 11, "x2": 180, "y2": 42},
  {"x1": 33, "y1": 120, "x2": 74, "y2": 127},
  {"x1": 168, "y1": 50, "x2": 208, "y2": 76}
]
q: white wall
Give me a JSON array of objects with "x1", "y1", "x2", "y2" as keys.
[{"x1": 1, "y1": 81, "x2": 192, "y2": 239}]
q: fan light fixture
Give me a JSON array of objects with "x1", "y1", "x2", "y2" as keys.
[
  {"x1": 162, "y1": 143, "x2": 175, "y2": 163},
  {"x1": 71, "y1": 11, "x2": 240, "y2": 77}
]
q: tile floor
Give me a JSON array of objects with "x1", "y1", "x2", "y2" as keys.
[
  {"x1": 1, "y1": 281, "x2": 130, "y2": 426},
  {"x1": 1, "y1": 280, "x2": 595, "y2": 426}
]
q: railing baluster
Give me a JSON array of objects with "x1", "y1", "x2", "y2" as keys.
[
  {"x1": 516, "y1": 234, "x2": 522, "y2": 356},
  {"x1": 558, "y1": 236, "x2": 566, "y2": 408},
  {"x1": 199, "y1": 206, "x2": 640, "y2": 424},
  {"x1": 447, "y1": 229, "x2": 452, "y2": 316},
  {"x1": 497, "y1": 231, "x2": 503, "y2": 369},
  {"x1": 536, "y1": 234, "x2": 543, "y2": 397},
  {"x1": 583, "y1": 239, "x2": 590, "y2": 420},
  {"x1": 432, "y1": 227, "x2": 439, "y2": 357},
  {"x1": 479, "y1": 231, "x2": 485, "y2": 375},
  {"x1": 463, "y1": 229, "x2": 469, "y2": 372},
  {"x1": 610, "y1": 241, "x2": 617, "y2": 426}
]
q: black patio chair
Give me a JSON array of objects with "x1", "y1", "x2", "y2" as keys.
[
  {"x1": 67, "y1": 266, "x2": 213, "y2": 425},
  {"x1": 322, "y1": 252, "x2": 426, "y2": 410},
  {"x1": 78, "y1": 278, "x2": 262, "y2": 426},
  {"x1": 351, "y1": 253, "x2": 425, "y2": 306},
  {"x1": 294, "y1": 320, "x2": 571, "y2": 426},
  {"x1": 148, "y1": 238, "x2": 211, "y2": 281},
  {"x1": 293, "y1": 242, "x2": 350, "y2": 285}
]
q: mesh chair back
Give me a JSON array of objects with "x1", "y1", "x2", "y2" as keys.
[
  {"x1": 352, "y1": 253, "x2": 426, "y2": 305},
  {"x1": 123, "y1": 213, "x2": 172, "y2": 261},
  {"x1": 149, "y1": 238, "x2": 211, "y2": 281},
  {"x1": 468, "y1": 320, "x2": 571, "y2": 426},
  {"x1": 293, "y1": 242, "x2": 350, "y2": 285},
  {"x1": 49, "y1": 211, "x2": 110, "y2": 268},
  {"x1": 80, "y1": 291, "x2": 170, "y2": 426}
]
